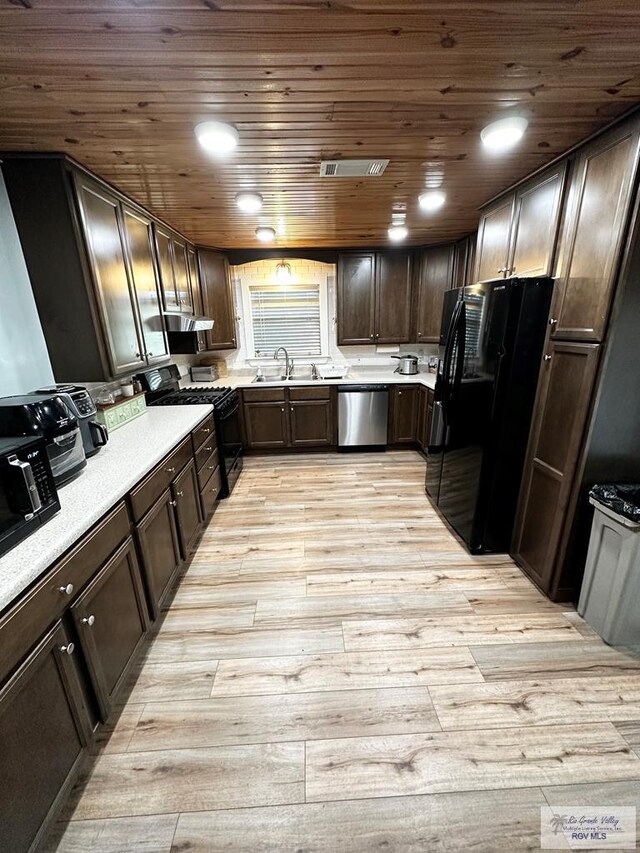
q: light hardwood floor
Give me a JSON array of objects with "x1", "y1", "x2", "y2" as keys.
[{"x1": 47, "y1": 452, "x2": 640, "y2": 852}]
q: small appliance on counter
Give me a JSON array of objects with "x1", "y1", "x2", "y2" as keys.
[
  {"x1": 35, "y1": 384, "x2": 108, "y2": 458},
  {"x1": 190, "y1": 365, "x2": 218, "y2": 383},
  {"x1": 0, "y1": 394, "x2": 86, "y2": 485},
  {"x1": 0, "y1": 435, "x2": 60, "y2": 558},
  {"x1": 391, "y1": 354, "x2": 419, "y2": 375}
]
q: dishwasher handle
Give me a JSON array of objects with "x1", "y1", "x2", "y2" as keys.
[{"x1": 337, "y1": 384, "x2": 389, "y2": 393}]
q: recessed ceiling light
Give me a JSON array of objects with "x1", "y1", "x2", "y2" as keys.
[
  {"x1": 388, "y1": 224, "x2": 408, "y2": 242},
  {"x1": 236, "y1": 192, "x2": 263, "y2": 213},
  {"x1": 194, "y1": 121, "x2": 239, "y2": 156},
  {"x1": 255, "y1": 226, "x2": 276, "y2": 243},
  {"x1": 480, "y1": 116, "x2": 528, "y2": 152},
  {"x1": 419, "y1": 190, "x2": 446, "y2": 212}
]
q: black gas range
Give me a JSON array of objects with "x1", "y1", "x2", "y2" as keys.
[{"x1": 135, "y1": 365, "x2": 242, "y2": 497}]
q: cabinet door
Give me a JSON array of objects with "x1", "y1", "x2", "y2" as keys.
[
  {"x1": 154, "y1": 224, "x2": 179, "y2": 311},
  {"x1": 121, "y1": 205, "x2": 170, "y2": 366},
  {"x1": 452, "y1": 237, "x2": 471, "y2": 288},
  {"x1": 0, "y1": 621, "x2": 89, "y2": 853},
  {"x1": 425, "y1": 389, "x2": 434, "y2": 448},
  {"x1": 375, "y1": 251, "x2": 412, "y2": 343},
  {"x1": 552, "y1": 123, "x2": 640, "y2": 341},
  {"x1": 172, "y1": 237, "x2": 194, "y2": 313},
  {"x1": 199, "y1": 248, "x2": 237, "y2": 349},
  {"x1": 135, "y1": 488, "x2": 182, "y2": 617},
  {"x1": 289, "y1": 399, "x2": 335, "y2": 447},
  {"x1": 474, "y1": 196, "x2": 514, "y2": 283},
  {"x1": 512, "y1": 341, "x2": 600, "y2": 593},
  {"x1": 74, "y1": 175, "x2": 145, "y2": 375},
  {"x1": 389, "y1": 385, "x2": 419, "y2": 444},
  {"x1": 71, "y1": 537, "x2": 148, "y2": 720},
  {"x1": 509, "y1": 164, "x2": 566, "y2": 278},
  {"x1": 416, "y1": 386, "x2": 427, "y2": 451},
  {"x1": 337, "y1": 252, "x2": 376, "y2": 344},
  {"x1": 187, "y1": 245, "x2": 204, "y2": 315},
  {"x1": 173, "y1": 459, "x2": 203, "y2": 558},
  {"x1": 415, "y1": 245, "x2": 454, "y2": 343},
  {"x1": 244, "y1": 401, "x2": 290, "y2": 449}
]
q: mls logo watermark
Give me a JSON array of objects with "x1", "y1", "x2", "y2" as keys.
[{"x1": 541, "y1": 806, "x2": 636, "y2": 849}]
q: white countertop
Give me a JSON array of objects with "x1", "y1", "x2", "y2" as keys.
[
  {"x1": 182, "y1": 368, "x2": 438, "y2": 391},
  {"x1": 0, "y1": 405, "x2": 212, "y2": 614}
]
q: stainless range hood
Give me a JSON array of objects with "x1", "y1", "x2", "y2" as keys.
[{"x1": 163, "y1": 312, "x2": 215, "y2": 332}]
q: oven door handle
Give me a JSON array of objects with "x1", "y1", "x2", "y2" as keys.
[
  {"x1": 219, "y1": 400, "x2": 239, "y2": 421},
  {"x1": 8, "y1": 455, "x2": 42, "y2": 515}
]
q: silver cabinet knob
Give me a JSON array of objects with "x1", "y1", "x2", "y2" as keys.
[
  {"x1": 208, "y1": 465, "x2": 215, "y2": 470},
  {"x1": 59, "y1": 583, "x2": 74, "y2": 596},
  {"x1": 147, "y1": 352, "x2": 153, "y2": 358},
  {"x1": 204, "y1": 446, "x2": 212, "y2": 452},
  {"x1": 170, "y1": 499, "x2": 177, "y2": 507},
  {"x1": 281, "y1": 407, "x2": 285, "y2": 412},
  {"x1": 548, "y1": 318, "x2": 558, "y2": 326},
  {"x1": 166, "y1": 467, "x2": 176, "y2": 474},
  {"x1": 82, "y1": 615, "x2": 95, "y2": 626},
  {"x1": 543, "y1": 354, "x2": 552, "y2": 361},
  {"x1": 290, "y1": 407, "x2": 294, "y2": 413},
  {"x1": 370, "y1": 334, "x2": 374, "y2": 339},
  {"x1": 176, "y1": 491, "x2": 183, "y2": 497},
  {"x1": 202, "y1": 428, "x2": 211, "y2": 434},
  {"x1": 59, "y1": 643, "x2": 75, "y2": 655},
  {"x1": 398, "y1": 391, "x2": 402, "y2": 396}
]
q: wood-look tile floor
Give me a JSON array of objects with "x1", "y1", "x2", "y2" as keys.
[{"x1": 47, "y1": 452, "x2": 640, "y2": 852}]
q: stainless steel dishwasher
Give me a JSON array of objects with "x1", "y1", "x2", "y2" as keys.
[{"x1": 337, "y1": 384, "x2": 389, "y2": 450}]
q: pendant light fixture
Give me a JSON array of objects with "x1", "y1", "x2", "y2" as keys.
[{"x1": 275, "y1": 260, "x2": 292, "y2": 283}]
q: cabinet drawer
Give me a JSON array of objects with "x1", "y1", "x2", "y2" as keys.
[
  {"x1": 0, "y1": 502, "x2": 131, "y2": 683},
  {"x1": 288, "y1": 386, "x2": 331, "y2": 400},
  {"x1": 192, "y1": 415, "x2": 216, "y2": 452},
  {"x1": 243, "y1": 386, "x2": 286, "y2": 402},
  {"x1": 129, "y1": 437, "x2": 192, "y2": 522},
  {"x1": 197, "y1": 448, "x2": 220, "y2": 489},
  {"x1": 195, "y1": 436, "x2": 218, "y2": 472},
  {"x1": 201, "y1": 465, "x2": 223, "y2": 515}
]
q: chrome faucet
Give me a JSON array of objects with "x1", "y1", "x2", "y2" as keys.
[{"x1": 274, "y1": 346, "x2": 293, "y2": 378}]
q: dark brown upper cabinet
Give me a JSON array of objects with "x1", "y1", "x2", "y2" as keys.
[
  {"x1": 187, "y1": 244, "x2": 204, "y2": 315},
  {"x1": 1, "y1": 157, "x2": 169, "y2": 382},
  {"x1": 475, "y1": 163, "x2": 566, "y2": 283},
  {"x1": 120, "y1": 205, "x2": 170, "y2": 366},
  {"x1": 415, "y1": 244, "x2": 454, "y2": 343},
  {"x1": 452, "y1": 234, "x2": 475, "y2": 289},
  {"x1": 154, "y1": 224, "x2": 194, "y2": 314},
  {"x1": 551, "y1": 120, "x2": 640, "y2": 342},
  {"x1": 337, "y1": 252, "x2": 376, "y2": 344},
  {"x1": 474, "y1": 196, "x2": 515, "y2": 283},
  {"x1": 198, "y1": 248, "x2": 237, "y2": 349},
  {"x1": 338, "y1": 251, "x2": 412, "y2": 345},
  {"x1": 508, "y1": 164, "x2": 566, "y2": 278},
  {"x1": 375, "y1": 252, "x2": 413, "y2": 343}
]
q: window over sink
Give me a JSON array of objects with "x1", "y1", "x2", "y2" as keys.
[{"x1": 236, "y1": 258, "x2": 333, "y2": 362}]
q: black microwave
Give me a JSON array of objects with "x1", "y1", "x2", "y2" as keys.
[{"x1": 0, "y1": 436, "x2": 60, "y2": 558}]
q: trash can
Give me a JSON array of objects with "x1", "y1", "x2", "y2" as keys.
[{"x1": 578, "y1": 484, "x2": 640, "y2": 646}]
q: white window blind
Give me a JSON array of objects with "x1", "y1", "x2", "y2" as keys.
[{"x1": 249, "y1": 285, "x2": 322, "y2": 357}]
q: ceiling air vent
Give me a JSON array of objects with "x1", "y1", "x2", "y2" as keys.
[{"x1": 319, "y1": 158, "x2": 389, "y2": 177}]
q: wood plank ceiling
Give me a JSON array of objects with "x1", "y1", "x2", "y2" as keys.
[{"x1": 1, "y1": 1, "x2": 640, "y2": 248}]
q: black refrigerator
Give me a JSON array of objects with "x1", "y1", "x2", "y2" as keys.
[{"x1": 425, "y1": 277, "x2": 553, "y2": 553}]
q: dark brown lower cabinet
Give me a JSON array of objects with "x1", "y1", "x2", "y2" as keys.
[
  {"x1": 416, "y1": 386, "x2": 434, "y2": 451},
  {"x1": 244, "y1": 401, "x2": 290, "y2": 449},
  {"x1": 0, "y1": 621, "x2": 90, "y2": 853},
  {"x1": 71, "y1": 537, "x2": 149, "y2": 720},
  {"x1": 289, "y1": 398, "x2": 335, "y2": 447},
  {"x1": 135, "y1": 488, "x2": 182, "y2": 616},
  {"x1": 173, "y1": 459, "x2": 204, "y2": 557},
  {"x1": 511, "y1": 341, "x2": 601, "y2": 595},
  {"x1": 389, "y1": 385, "x2": 419, "y2": 444}
]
